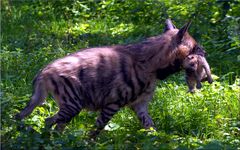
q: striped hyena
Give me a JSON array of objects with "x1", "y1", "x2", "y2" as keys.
[
  {"x1": 183, "y1": 54, "x2": 213, "y2": 93},
  {"x1": 16, "y1": 19, "x2": 212, "y2": 136}
]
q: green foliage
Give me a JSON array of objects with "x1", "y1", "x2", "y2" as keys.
[{"x1": 1, "y1": 0, "x2": 239, "y2": 149}]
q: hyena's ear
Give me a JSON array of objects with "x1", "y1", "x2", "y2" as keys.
[
  {"x1": 164, "y1": 19, "x2": 176, "y2": 32},
  {"x1": 176, "y1": 21, "x2": 192, "y2": 44}
]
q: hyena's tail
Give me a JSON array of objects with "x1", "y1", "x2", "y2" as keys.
[{"x1": 15, "y1": 74, "x2": 48, "y2": 120}]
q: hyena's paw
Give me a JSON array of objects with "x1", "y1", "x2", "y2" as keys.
[
  {"x1": 16, "y1": 121, "x2": 25, "y2": 131},
  {"x1": 54, "y1": 123, "x2": 66, "y2": 133},
  {"x1": 140, "y1": 114, "x2": 155, "y2": 130},
  {"x1": 196, "y1": 82, "x2": 202, "y2": 89},
  {"x1": 188, "y1": 88, "x2": 195, "y2": 93},
  {"x1": 88, "y1": 129, "x2": 101, "y2": 139},
  {"x1": 15, "y1": 112, "x2": 25, "y2": 120},
  {"x1": 45, "y1": 117, "x2": 56, "y2": 129},
  {"x1": 208, "y1": 77, "x2": 213, "y2": 84},
  {"x1": 15, "y1": 113, "x2": 21, "y2": 120}
]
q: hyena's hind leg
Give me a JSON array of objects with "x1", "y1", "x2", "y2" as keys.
[
  {"x1": 45, "y1": 76, "x2": 83, "y2": 132},
  {"x1": 45, "y1": 93, "x2": 82, "y2": 132},
  {"x1": 45, "y1": 105, "x2": 82, "y2": 132},
  {"x1": 15, "y1": 81, "x2": 47, "y2": 120}
]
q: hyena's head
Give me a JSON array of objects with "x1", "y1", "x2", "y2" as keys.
[
  {"x1": 163, "y1": 19, "x2": 206, "y2": 58},
  {"x1": 163, "y1": 19, "x2": 213, "y2": 90}
]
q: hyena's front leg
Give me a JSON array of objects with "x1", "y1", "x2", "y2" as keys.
[
  {"x1": 90, "y1": 103, "x2": 120, "y2": 137},
  {"x1": 130, "y1": 101, "x2": 155, "y2": 129}
]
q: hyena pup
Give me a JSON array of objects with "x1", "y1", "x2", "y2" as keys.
[
  {"x1": 183, "y1": 54, "x2": 213, "y2": 93},
  {"x1": 16, "y1": 19, "x2": 212, "y2": 136}
]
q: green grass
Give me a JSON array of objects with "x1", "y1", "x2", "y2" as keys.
[{"x1": 1, "y1": 1, "x2": 240, "y2": 149}]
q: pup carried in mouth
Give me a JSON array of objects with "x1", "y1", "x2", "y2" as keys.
[{"x1": 183, "y1": 54, "x2": 213, "y2": 93}]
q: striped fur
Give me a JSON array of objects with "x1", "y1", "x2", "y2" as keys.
[{"x1": 16, "y1": 19, "x2": 212, "y2": 136}]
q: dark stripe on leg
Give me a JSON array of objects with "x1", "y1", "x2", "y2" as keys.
[
  {"x1": 141, "y1": 115, "x2": 146, "y2": 125},
  {"x1": 58, "y1": 109, "x2": 73, "y2": 123},
  {"x1": 101, "y1": 112, "x2": 111, "y2": 123},
  {"x1": 60, "y1": 76, "x2": 82, "y2": 100},
  {"x1": 102, "y1": 108, "x2": 118, "y2": 117},
  {"x1": 58, "y1": 113, "x2": 65, "y2": 120},
  {"x1": 50, "y1": 77, "x2": 59, "y2": 95},
  {"x1": 84, "y1": 90, "x2": 95, "y2": 107},
  {"x1": 97, "y1": 118, "x2": 103, "y2": 125},
  {"x1": 60, "y1": 109, "x2": 72, "y2": 116},
  {"x1": 105, "y1": 101, "x2": 121, "y2": 108},
  {"x1": 104, "y1": 106, "x2": 118, "y2": 113},
  {"x1": 138, "y1": 112, "x2": 145, "y2": 116},
  {"x1": 117, "y1": 90, "x2": 126, "y2": 106},
  {"x1": 101, "y1": 105, "x2": 119, "y2": 122},
  {"x1": 63, "y1": 85, "x2": 81, "y2": 109},
  {"x1": 62, "y1": 95, "x2": 67, "y2": 103},
  {"x1": 65, "y1": 104, "x2": 79, "y2": 114},
  {"x1": 102, "y1": 110, "x2": 114, "y2": 117},
  {"x1": 60, "y1": 76, "x2": 83, "y2": 107},
  {"x1": 120, "y1": 57, "x2": 136, "y2": 101},
  {"x1": 134, "y1": 65, "x2": 145, "y2": 91}
]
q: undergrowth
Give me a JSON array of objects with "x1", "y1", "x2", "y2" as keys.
[{"x1": 1, "y1": 0, "x2": 240, "y2": 149}]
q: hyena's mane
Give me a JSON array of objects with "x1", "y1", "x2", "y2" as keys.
[{"x1": 117, "y1": 29, "x2": 198, "y2": 81}]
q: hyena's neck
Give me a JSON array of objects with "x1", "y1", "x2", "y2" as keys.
[
  {"x1": 155, "y1": 59, "x2": 182, "y2": 80},
  {"x1": 123, "y1": 34, "x2": 182, "y2": 78}
]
